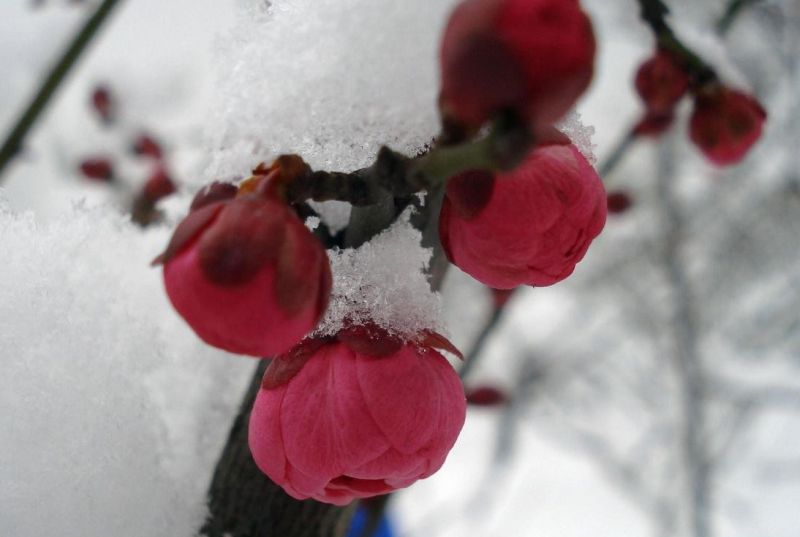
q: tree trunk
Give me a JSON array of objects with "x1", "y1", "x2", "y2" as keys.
[{"x1": 200, "y1": 360, "x2": 354, "y2": 537}]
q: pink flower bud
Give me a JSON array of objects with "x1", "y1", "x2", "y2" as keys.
[
  {"x1": 78, "y1": 157, "x2": 114, "y2": 182},
  {"x1": 157, "y1": 193, "x2": 332, "y2": 357},
  {"x1": 439, "y1": 0, "x2": 595, "y2": 131},
  {"x1": 439, "y1": 141, "x2": 606, "y2": 289},
  {"x1": 689, "y1": 87, "x2": 766, "y2": 166},
  {"x1": 634, "y1": 50, "x2": 689, "y2": 115},
  {"x1": 249, "y1": 328, "x2": 467, "y2": 505}
]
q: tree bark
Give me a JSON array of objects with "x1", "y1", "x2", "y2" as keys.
[{"x1": 200, "y1": 360, "x2": 354, "y2": 537}]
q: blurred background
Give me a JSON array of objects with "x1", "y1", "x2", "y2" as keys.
[{"x1": 1, "y1": 1, "x2": 798, "y2": 536}]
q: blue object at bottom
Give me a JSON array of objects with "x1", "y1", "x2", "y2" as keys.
[{"x1": 346, "y1": 505, "x2": 394, "y2": 537}]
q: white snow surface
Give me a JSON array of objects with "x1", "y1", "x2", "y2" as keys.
[
  {"x1": 0, "y1": 200, "x2": 256, "y2": 537},
  {"x1": 313, "y1": 209, "x2": 444, "y2": 340},
  {"x1": 204, "y1": 0, "x2": 458, "y2": 180}
]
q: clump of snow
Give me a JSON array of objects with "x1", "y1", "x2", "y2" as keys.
[
  {"x1": 309, "y1": 200, "x2": 352, "y2": 234},
  {"x1": 0, "y1": 201, "x2": 255, "y2": 537},
  {"x1": 304, "y1": 215, "x2": 321, "y2": 231},
  {"x1": 558, "y1": 111, "x2": 597, "y2": 165},
  {"x1": 204, "y1": 0, "x2": 457, "y2": 179},
  {"x1": 313, "y1": 209, "x2": 444, "y2": 340}
]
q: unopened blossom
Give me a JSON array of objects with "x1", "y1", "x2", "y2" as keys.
[
  {"x1": 249, "y1": 326, "x2": 466, "y2": 505},
  {"x1": 689, "y1": 87, "x2": 766, "y2": 166},
  {"x1": 439, "y1": 0, "x2": 595, "y2": 132},
  {"x1": 156, "y1": 182, "x2": 331, "y2": 357},
  {"x1": 635, "y1": 49, "x2": 689, "y2": 114},
  {"x1": 439, "y1": 140, "x2": 606, "y2": 289}
]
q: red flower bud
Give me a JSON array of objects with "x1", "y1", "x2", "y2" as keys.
[
  {"x1": 132, "y1": 134, "x2": 163, "y2": 160},
  {"x1": 689, "y1": 87, "x2": 766, "y2": 166},
  {"x1": 249, "y1": 329, "x2": 466, "y2": 505},
  {"x1": 91, "y1": 85, "x2": 114, "y2": 124},
  {"x1": 634, "y1": 50, "x2": 689, "y2": 115},
  {"x1": 465, "y1": 385, "x2": 508, "y2": 406},
  {"x1": 78, "y1": 157, "x2": 114, "y2": 182},
  {"x1": 157, "y1": 193, "x2": 332, "y2": 357},
  {"x1": 440, "y1": 142, "x2": 606, "y2": 289},
  {"x1": 439, "y1": 0, "x2": 595, "y2": 131},
  {"x1": 142, "y1": 167, "x2": 176, "y2": 203},
  {"x1": 606, "y1": 190, "x2": 633, "y2": 214}
]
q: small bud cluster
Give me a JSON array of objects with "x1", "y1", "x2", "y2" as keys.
[
  {"x1": 157, "y1": 0, "x2": 605, "y2": 505},
  {"x1": 78, "y1": 84, "x2": 178, "y2": 225},
  {"x1": 633, "y1": 48, "x2": 766, "y2": 166}
]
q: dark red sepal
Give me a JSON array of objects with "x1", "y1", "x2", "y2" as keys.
[
  {"x1": 338, "y1": 323, "x2": 404, "y2": 358},
  {"x1": 261, "y1": 338, "x2": 332, "y2": 390},
  {"x1": 274, "y1": 215, "x2": 325, "y2": 316},
  {"x1": 190, "y1": 182, "x2": 238, "y2": 211},
  {"x1": 197, "y1": 198, "x2": 285, "y2": 286},
  {"x1": 151, "y1": 202, "x2": 225, "y2": 266},
  {"x1": 418, "y1": 330, "x2": 463, "y2": 360},
  {"x1": 445, "y1": 170, "x2": 495, "y2": 219}
]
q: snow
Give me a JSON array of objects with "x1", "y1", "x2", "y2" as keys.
[
  {"x1": 314, "y1": 209, "x2": 444, "y2": 340},
  {"x1": 204, "y1": 0, "x2": 457, "y2": 179},
  {"x1": 0, "y1": 201, "x2": 255, "y2": 537},
  {"x1": 558, "y1": 111, "x2": 598, "y2": 165}
]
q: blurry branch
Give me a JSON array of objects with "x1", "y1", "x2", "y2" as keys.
[
  {"x1": 636, "y1": 0, "x2": 718, "y2": 87},
  {"x1": 717, "y1": 0, "x2": 765, "y2": 34},
  {"x1": 0, "y1": 0, "x2": 125, "y2": 180},
  {"x1": 656, "y1": 134, "x2": 712, "y2": 537},
  {"x1": 459, "y1": 299, "x2": 512, "y2": 381},
  {"x1": 598, "y1": 127, "x2": 636, "y2": 180}
]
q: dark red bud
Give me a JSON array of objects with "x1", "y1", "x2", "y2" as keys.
[
  {"x1": 142, "y1": 168, "x2": 176, "y2": 203},
  {"x1": 91, "y1": 85, "x2": 114, "y2": 124},
  {"x1": 606, "y1": 191, "x2": 633, "y2": 214},
  {"x1": 689, "y1": 87, "x2": 766, "y2": 166},
  {"x1": 132, "y1": 134, "x2": 163, "y2": 160},
  {"x1": 635, "y1": 50, "x2": 689, "y2": 115},
  {"x1": 78, "y1": 157, "x2": 114, "y2": 182},
  {"x1": 466, "y1": 386, "x2": 508, "y2": 406}
]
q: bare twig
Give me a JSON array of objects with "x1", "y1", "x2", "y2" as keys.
[
  {"x1": 717, "y1": 0, "x2": 765, "y2": 35},
  {"x1": 656, "y1": 132, "x2": 712, "y2": 537},
  {"x1": 0, "y1": 0, "x2": 125, "y2": 180}
]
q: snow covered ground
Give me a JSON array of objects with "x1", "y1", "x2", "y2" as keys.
[{"x1": 2, "y1": 1, "x2": 798, "y2": 536}]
